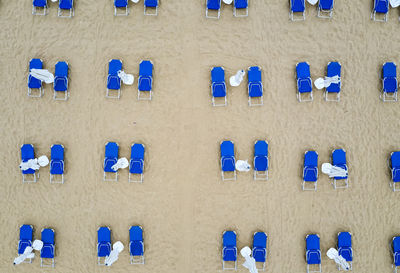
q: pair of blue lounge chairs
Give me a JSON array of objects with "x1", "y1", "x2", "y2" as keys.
[
  {"x1": 220, "y1": 140, "x2": 269, "y2": 181},
  {"x1": 296, "y1": 62, "x2": 341, "y2": 102},
  {"x1": 290, "y1": 0, "x2": 334, "y2": 21},
  {"x1": 32, "y1": 0, "x2": 74, "y2": 17},
  {"x1": 104, "y1": 142, "x2": 145, "y2": 182},
  {"x1": 222, "y1": 231, "x2": 267, "y2": 271},
  {"x1": 211, "y1": 66, "x2": 263, "y2": 106},
  {"x1": 390, "y1": 152, "x2": 400, "y2": 191},
  {"x1": 20, "y1": 144, "x2": 65, "y2": 183},
  {"x1": 107, "y1": 59, "x2": 153, "y2": 100},
  {"x1": 206, "y1": 0, "x2": 249, "y2": 19},
  {"x1": 306, "y1": 233, "x2": 352, "y2": 273},
  {"x1": 97, "y1": 226, "x2": 144, "y2": 265},
  {"x1": 382, "y1": 62, "x2": 398, "y2": 102},
  {"x1": 28, "y1": 59, "x2": 69, "y2": 100},
  {"x1": 372, "y1": 0, "x2": 389, "y2": 22},
  {"x1": 303, "y1": 149, "x2": 348, "y2": 190},
  {"x1": 114, "y1": 0, "x2": 158, "y2": 16},
  {"x1": 18, "y1": 225, "x2": 55, "y2": 267}
]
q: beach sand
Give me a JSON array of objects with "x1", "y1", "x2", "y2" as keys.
[{"x1": 1, "y1": 0, "x2": 400, "y2": 272}]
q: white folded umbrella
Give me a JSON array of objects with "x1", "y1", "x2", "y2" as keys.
[
  {"x1": 30, "y1": 69, "x2": 54, "y2": 84},
  {"x1": 314, "y1": 75, "x2": 340, "y2": 90},
  {"x1": 111, "y1": 157, "x2": 129, "y2": 171},
  {"x1": 326, "y1": 248, "x2": 350, "y2": 271},
  {"x1": 390, "y1": 0, "x2": 400, "y2": 8},
  {"x1": 307, "y1": 0, "x2": 318, "y2": 5},
  {"x1": 235, "y1": 160, "x2": 251, "y2": 172},
  {"x1": 321, "y1": 163, "x2": 348, "y2": 178},
  {"x1": 14, "y1": 240, "x2": 43, "y2": 265},
  {"x1": 118, "y1": 71, "x2": 134, "y2": 85},
  {"x1": 240, "y1": 247, "x2": 258, "y2": 273},
  {"x1": 230, "y1": 70, "x2": 245, "y2": 87},
  {"x1": 19, "y1": 155, "x2": 49, "y2": 171},
  {"x1": 105, "y1": 241, "x2": 124, "y2": 266}
]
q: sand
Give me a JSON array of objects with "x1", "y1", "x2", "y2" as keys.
[{"x1": 1, "y1": 0, "x2": 400, "y2": 272}]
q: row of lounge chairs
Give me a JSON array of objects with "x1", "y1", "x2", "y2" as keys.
[
  {"x1": 20, "y1": 144, "x2": 64, "y2": 184},
  {"x1": 211, "y1": 66, "x2": 263, "y2": 106},
  {"x1": 97, "y1": 226, "x2": 144, "y2": 265},
  {"x1": 17, "y1": 225, "x2": 55, "y2": 267},
  {"x1": 103, "y1": 142, "x2": 145, "y2": 182},
  {"x1": 290, "y1": 0, "x2": 335, "y2": 21},
  {"x1": 32, "y1": 0, "x2": 74, "y2": 17},
  {"x1": 206, "y1": 0, "x2": 249, "y2": 19},
  {"x1": 114, "y1": 0, "x2": 159, "y2": 16}
]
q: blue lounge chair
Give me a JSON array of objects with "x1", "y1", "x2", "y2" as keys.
[
  {"x1": 32, "y1": 0, "x2": 47, "y2": 15},
  {"x1": 252, "y1": 232, "x2": 267, "y2": 271},
  {"x1": 129, "y1": 226, "x2": 144, "y2": 264},
  {"x1": 53, "y1": 61, "x2": 69, "y2": 100},
  {"x1": 21, "y1": 144, "x2": 37, "y2": 183},
  {"x1": 58, "y1": 0, "x2": 74, "y2": 17},
  {"x1": 18, "y1": 225, "x2": 33, "y2": 263},
  {"x1": 253, "y1": 140, "x2": 268, "y2": 180},
  {"x1": 290, "y1": 0, "x2": 305, "y2": 21},
  {"x1": 114, "y1": 0, "x2": 129, "y2": 16},
  {"x1": 390, "y1": 152, "x2": 400, "y2": 191},
  {"x1": 40, "y1": 228, "x2": 55, "y2": 268},
  {"x1": 222, "y1": 231, "x2": 237, "y2": 270},
  {"x1": 138, "y1": 60, "x2": 154, "y2": 100},
  {"x1": 104, "y1": 142, "x2": 119, "y2": 182},
  {"x1": 233, "y1": 0, "x2": 248, "y2": 17},
  {"x1": 332, "y1": 149, "x2": 348, "y2": 189},
  {"x1": 296, "y1": 62, "x2": 313, "y2": 102},
  {"x1": 144, "y1": 0, "x2": 158, "y2": 16},
  {"x1": 248, "y1": 66, "x2": 263, "y2": 106},
  {"x1": 50, "y1": 144, "x2": 65, "y2": 184},
  {"x1": 337, "y1": 232, "x2": 352, "y2": 270},
  {"x1": 220, "y1": 140, "x2": 236, "y2": 181},
  {"x1": 382, "y1": 62, "x2": 398, "y2": 102},
  {"x1": 303, "y1": 151, "x2": 318, "y2": 191},
  {"x1": 206, "y1": 0, "x2": 222, "y2": 19},
  {"x1": 129, "y1": 143, "x2": 145, "y2": 183},
  {"x1": 318, "y1": 0, "x2": 334, "y2": 18},
  {"x1": 324, "y1": 62, "x2": 341, "y2": 101},
  {"x1": 211, "y1": 67, "x2": 227, "y2": 106},
  {"x1": 28, "y1": 59, "x2": 44, "y2": 97},
  {"x1": 393, "y1": 237, "x2": 400, "y2": 272},
  {"x1": 107, "y1": 59, "x2": 122, "y2": 99},
  {"x1": 306, "y1": 234, "x2": 321, "y2": 273},
  {"x1": 97, "y1": 227, "x2": 111, "y2": 266},
  {"x1": 372, "y1": 0, "x2": 389, "y2": 22}
]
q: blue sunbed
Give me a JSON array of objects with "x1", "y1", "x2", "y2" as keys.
[
  {"x1": 393, "y1": 237, "x2": 400, "y2": 272},
  {"x1": 58, "y1": 0, "x2": 74, "y2": 17},
  {"x1": 290, "y1": 0, "x2": 305, "y2": 21},
  {"x1": 248, "y1": 66, "x2": 263, "y2": 106},
  {"x1": 296, "y1": 62, "x2": 312, "y2": 102},
  {"x1": 306, "y1": 234, "x2": 321, "y2": 273},
  {"x1": 144, "y1": 0, "x2": 158, "y2": 16},
  {"x1": 21, "y1": 144, "x2": 37, "y2": 183},
  {"x1": 372, "y1": 0, "x2": 389, "y2": 22},
  {"x1": 98, "y1": 227, "x2": 111, "y2": 266},
  {"x1": 332, "y1": 149, "x2": 348, "y2": 189},
  {"x1": 325, "y1": 62, "x2": 341, "y2": 101},
  {"x1": 303, "y1": 151, "x2": 318, "y2": 191},
  {"x1": 338, "y1": 232, "x2": 352, "y2": 270},
  {"x1": 40, "y1": 228, "x2": 55, "y2": 268},
  {"x1": 28, "y1": 59, "x2": 44, "y2": 97},
  {"x1": 252, "y1": 232, "x2": 267, "y2": 270},
  {"x1": 138, "y1": 60, "x2": 154, "y2": 100},
  {"x1": 53, "y1": 61, "x2": 69, "y2": 100},
  {"x1": 114, "y1": 0, "x2": 129, "y2": 16},
  {"x1": 32, "y1": 0, "x2": 48, "y2": 15},
  {"x1": 18, "y1": 225, "x2": 33, "y2": 263},
  {"x1": 318, "y1": 0, "x2": 334, "y2": 18},
  {"x1": 206, "y1": 0, "x2": 222, "y2": 19},
  {"x1": 390, "y1": 152, "x2": 400, "y2": 191},
  {"x1": 222, "y1": 231, "x2": 237, "y2": 270},
  {"x1": 211, "y1": 67, "x2": 227, "y2": 106},
  {"x1": 104, "y1": 142, "x2": 119, "y2": 182},
  {"x1": 233, "y1": 0, "x2": 248, "y2": 17},
  {"x1": 129, "y1": 143, "x2": 145, "y2": 183},
  {"x1": 220, "y1": 140, "x2": 236, "y2": 181},
  {"x1": 253, "y1": 140, "x2": 268, "y2": 180},
  {"x1": 382, "y1": 62, "x2": 398, "y2": 102},
  {"x1": 50, "y1": 144, "x2": 64, "y2": 184},
  {"x1": 107, "y1": 59, "x2": 122, "y2": 98},
  {"x1": 129, "y1": 226, "x2": 144, "y2": 264}
]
